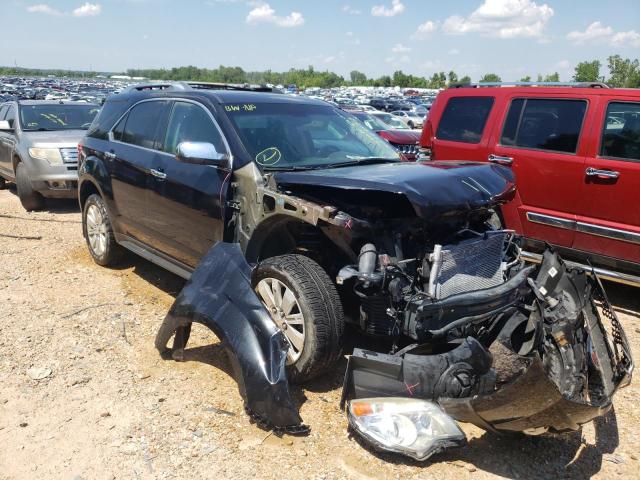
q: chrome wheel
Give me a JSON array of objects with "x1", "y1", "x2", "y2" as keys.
[
  {"x1": 86, "y1": 204, "x2": 108, "y2": 257},
  {"x1": 256, "y1": 278, "x2": 305, "y2": 364}
]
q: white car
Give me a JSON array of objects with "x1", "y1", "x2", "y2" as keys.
[
  {"x1": 357, "y1": 105, "x2": 378, "y2": 112},
  {"x1": 390, "y1": 111, "x2": 425, "y2": 129}
]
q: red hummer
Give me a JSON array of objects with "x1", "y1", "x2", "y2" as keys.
[{"x1": 420, "y1": 82, "x2": 640, "y2": 286}]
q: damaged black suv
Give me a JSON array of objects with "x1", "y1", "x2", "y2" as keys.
[{"x1": 79, "y1": 82, "x2": 515, "y2": 381}]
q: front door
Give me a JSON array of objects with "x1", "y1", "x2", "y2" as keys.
[
  {"x1": 573, "y1": 98, "x2": 640, "y2": 264},
  {"x1": 146, "y1": 100, "x2": 230, "y2": 267},
  {"x1": 489, "y1": 96, "x2": 590, "y2": 248},
  {"x1": 0, "y1": 105, "x2": 17, "y2": 176}
]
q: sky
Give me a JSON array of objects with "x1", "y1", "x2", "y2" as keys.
[{"x1": 2, "y1": 0, "x2": 639, "y2": 80}]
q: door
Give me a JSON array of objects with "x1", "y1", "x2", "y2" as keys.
[
  {"x1": 573, "y1": 98, "x2": 640, "y2": 264},
  {"x1": 108, "y1": 99, "x2": 171, "y2": 244},
  {"x1": 0, "y1": 105, "x2": 16, "y2": 176},
  {"x1": 146, "y1": 100, "x2": 230, "y2": 267},
  {"x1": 431, "y1": 95, "x2": 497, "y2": 162},
  {"x1": 489, "y1": 97, "x2": 590, "y2": 248}
]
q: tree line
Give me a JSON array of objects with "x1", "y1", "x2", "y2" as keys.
[{"x1": 1, "y1": 55, "x2": 638, "y2": 89}]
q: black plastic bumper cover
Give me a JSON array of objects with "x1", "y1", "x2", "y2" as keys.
[{"x1": 155, "y1": 242, "x2": 304, "y2": 431}]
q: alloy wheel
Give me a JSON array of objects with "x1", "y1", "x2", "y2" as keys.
[{"x1": 86, "y1": 204, "x2": 108, "y2": 257}]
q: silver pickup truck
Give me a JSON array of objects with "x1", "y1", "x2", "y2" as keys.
[{"x1": 0, "y1": 100, "x2": 99, "y2": 210}]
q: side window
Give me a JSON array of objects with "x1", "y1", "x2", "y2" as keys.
[
  {"x1": 601, "y1": 102, "x2": 640, "y2": 161},
  {"x1": 121, "y1": 101, "x2": 168, "y2": 149},
  {"x1": 5, "y1": 106, "x2": 16, "y2": 128},
  {"x1": 162, "y1": 102, "x2": 226, "y2": 155},
  {"x1": 112, "y1": 114, "x2": 127, "y2": 141},
  {"x1": 0, "y1": 105, "x2": 8, "y2": 120},
  {"x1": 436, "y1": 97, "x2": 494, "y2": 144},
  {"x1": 500, "y1": 98, "x2": 587, "y2": 154}
]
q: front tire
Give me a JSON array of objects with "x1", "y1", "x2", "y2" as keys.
[
  {"x1": 15, "y1": 163, "x2": 45, "y2": 211},
  {"x1": 82, "y1": 194, "x2": 123, "y2": 266},
  {"x1": 254, "y1": 254, "x2": 344, "y2": 383},
  {"x1": 0, "y1": 176, "x2": 6, "y2": 190}
]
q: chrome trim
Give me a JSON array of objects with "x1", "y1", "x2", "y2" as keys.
[
  {"x1": 521, "y1": 250, "x2": 640, "y2": 288},
  {"x1": 526, "y1": 212, "x2": 576, "y2": 231},
  {"x1": 585, "y1": 167, "x2": 619, "y2": 179},
  {"x1": 488, "y1": 154, "x2": 513, "y2": 165},
  {"x1": 576, "y1": 222, "x2": 640, "y2": 245},
  {"x1": 116, "y1": 235, "x2": 193, "y2": 280}
]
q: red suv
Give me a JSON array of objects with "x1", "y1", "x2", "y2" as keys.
[{"x1": 420, "y1": 82, "x2": 640, "y2": 286}]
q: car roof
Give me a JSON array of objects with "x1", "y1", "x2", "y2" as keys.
[
  {"x1": 442, "y1": 86, "x2": 640, "y2": 97},
  {"x1": 17, "y1": 100, "x2": 98, "y2": 106}
]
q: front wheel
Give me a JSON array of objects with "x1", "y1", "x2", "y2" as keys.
[
  {"x1": 15, "y1": 163, "x2": 45, "y2": 211},
  {"x1": 253, "y1": 254, "x2": 344, "y2": 383},
  {"x1": 0, "y1": 176, "x2": 6, "y2": 190}
]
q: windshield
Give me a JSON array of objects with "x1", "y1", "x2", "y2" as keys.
[
  {"x1": 374, "y1": 113, "x2": 409, "y2": 130},
  {"x1": 19, "y1": 104, "x2": 99, "y2": 131},
  {"x1": 351, "y1": 112, "x2": 391, "y2": 132},
  {"x1": 225, "y1": 103, "x2": 400, "y2": 170}
]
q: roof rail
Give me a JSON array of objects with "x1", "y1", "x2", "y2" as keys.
[
  {"x1": 124, "y1": 81, "x2": 277, "y2": 94},
  {"x1": 450, "y1": 81, "x2": 610, "y2": 89}
]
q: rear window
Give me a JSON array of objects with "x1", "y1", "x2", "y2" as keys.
[
  {"x1": 500, "y1": 98, "x2": 587, "y2": 154},
  {"x1": 600, "y1": 102, "x2": 640, "y2": 161},
  {"x1": 120, "y1": 100, "x2": 169, "y2": 150},
  {"x1": 436, "y1": 97, "x2": 494, "y2": 144}
]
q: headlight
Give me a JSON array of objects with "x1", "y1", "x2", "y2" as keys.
[
  {"x1": 28, "y1": 148, "x2": 63, "y2": 165},
  {"x1": 347, "y1": 398, "x2": 466, "y2": 461}
]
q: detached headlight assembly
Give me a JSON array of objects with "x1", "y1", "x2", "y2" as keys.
[
  {"x1": 347, "y1": 398, "x2": 466, "y2": 461},
  {"x1": 28, "y1": 148, "x2": 63, "y2": 165}
]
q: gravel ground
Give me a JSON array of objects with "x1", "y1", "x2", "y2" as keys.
[{"x1": 1, "y1": 188, "x2": 639, "y2": 480}]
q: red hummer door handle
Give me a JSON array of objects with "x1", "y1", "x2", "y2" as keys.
[{"x1": 488, "y1": 154, "x2": 513, "y2": 166}]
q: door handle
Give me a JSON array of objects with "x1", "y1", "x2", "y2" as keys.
[
  {"x1": 585, "y1": 167, "x2": 619, "y2": 179},
  {"x1": 488, "y1": 154, "x2": 513, "y2": 166},
  {"x1": 150, "y1": 168, "x2": 167, "y2": 180},
  {"x1": 104, "y1": 151, "x2": 116, "y2": 160}
]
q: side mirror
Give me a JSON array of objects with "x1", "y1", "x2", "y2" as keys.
[
  {"x1": 0, "y1": 120, "x2": 13, "y2": 132},
  {"x1": 175, "y1": 142, "x2": 229, "y2": 168}
]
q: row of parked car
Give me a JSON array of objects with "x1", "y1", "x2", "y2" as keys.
[{"x1": 0, "y1": 80, "x2": 638, "y2": 294}]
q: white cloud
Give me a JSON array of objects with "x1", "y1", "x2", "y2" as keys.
[
  {"x1": 442, "y1": 0, "x2": 553, "y2": 38},
  {"x1": 448, "y1": 48, "x2": 460, "y2": 55},
  {"x1": 566, "y1": 21, "x2": 640, "y2": 48},
  {"x1": 246, "y1": 3, "x2": 304, "y2": 27},
  {"x1": 385, "y1": 54, "x2": 411, "y2": 64},
  {"x1": 413, "y1": 20, "x2": 437, "y2": 39},
  {"x1": 26, "y1": 4, "x2": 62, "y2": 15},
  {"x1": 342, "y1": 5, "x2": 361, "y2": 15},
  {"x1": 72, "y1": 3, "x2": 102, "y2": 17},
  {"x1": 611, "y1": 30, "x2": 640, "y2": 48},
  {"x1": 391, "y1": 43, "x2": 411, "y2": 53},
  {"x1": 555, "y1": 59, "x2": 571, "y2": 69},
  {"x1": 371, "y1": 0, "x2": 405, "y2": 18},
  {"x1": 566, "y1": 21, "x2": 612, "y2": 44}
]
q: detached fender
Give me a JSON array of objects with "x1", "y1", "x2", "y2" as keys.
[{"x1": 155, "y1": 242, "x2": 305, "y2": 431}]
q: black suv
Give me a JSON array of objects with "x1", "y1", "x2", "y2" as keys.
[{"x1": 78, "y1": 82, "x2": 516, "y2": 382}]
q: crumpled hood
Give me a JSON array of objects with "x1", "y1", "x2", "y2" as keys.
[{"x1": 273, "y1": 161, "x2": 516, "y2": 219}]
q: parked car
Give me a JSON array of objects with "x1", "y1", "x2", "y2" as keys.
[
  {"x1": 348, "y1": 110, "x2": 420, "y2": 160},
  {"x1": 370, "y1": 111, "x2": 412, "y2": 130},
  {"x1": 0, "y1": 100, "x2": 99, "y2": 210},
  {"x1": 420, "y1": 82, "x2": 640, "y2": 285},
  {"x1": 78, "y1": 81, "x2": 517, "y2": 383},
  {"x1": 390, "y1": 110, "x2": 425, "y2": 129}
]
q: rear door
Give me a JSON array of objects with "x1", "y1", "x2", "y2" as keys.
[
  {"x1": 431, "y1": 95, "x2": 496, "y2": 162},
  {"x1": 489, "y1": 96, "x2": 590, "y2": 248},
  {"x1": 108, "y1": 99, "x2": 171, "y2": 244},
  {"x1": 146, "y1": 100, "x2": 231, "y2": 267},
  {"x1": 573, "y1": 97, "x2": 640, "y2": 264}
]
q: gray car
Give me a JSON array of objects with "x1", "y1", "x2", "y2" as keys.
[{"x1": 0, "y1": 100, "x2": 99, "y2": 210}]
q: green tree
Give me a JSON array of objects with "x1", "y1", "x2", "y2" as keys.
[
  {"x1": 607, "y1": 55, "x2": 640, "y2": 88},
  {"x1": 520, "y1": 75, "x2": 532, "y2": 82},
  {"x1": 458, "y1": 75, "x2": 471, "y2": 84},
  {"x1": 543, "y1": 72, "x2": 560, "y2": 82},
  {"x1": 447, "y1": 70, "x2": 459, "y2": 86},
  {"x1": 428, "y1": 72, "x2": 447, "y2": 89},
  {"x1": 479, "y1": 73, "x2": 502, "y2": 83},
  {"x1": 350, "y1": 70, "x2": 368, "y2": 85},
  {"x1": 573, "y1": 60, "x2": 601, "y2": 82}
]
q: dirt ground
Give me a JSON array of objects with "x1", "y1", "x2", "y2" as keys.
[{"x1": 1, "y1": 188, "x2": 639, "y2": 480}]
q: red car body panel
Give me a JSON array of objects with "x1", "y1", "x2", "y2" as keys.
[{"x1": 420, "y1": 86, "x2": 640, "y2": 268}]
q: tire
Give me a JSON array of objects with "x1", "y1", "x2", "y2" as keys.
[
  {"x1": 253, "y1": 254, "x2": 344, "y2": 383},
  {"x1": 82, "y1": 193, "x2": 123, "y2": 266},
  {"x1": 408, "y1": 121, "x2": 415, "y2": 129},
  {"x1": 0, "y1": 176, "x2": 6, "y2": 190},
  {"x1": 15, "y1": 163, "x2": 45, "y2": 211}
]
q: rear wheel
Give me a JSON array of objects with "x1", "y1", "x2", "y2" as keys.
[
  {"x1": 15, "y1": 163, "x2": 45, "y2": 211},
  {"x1": 82, "y1": 194, "x2": 123, "y2": 266},
  {"x1": 254, "y1": 254, "x2": 344, "y2": 383}
]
